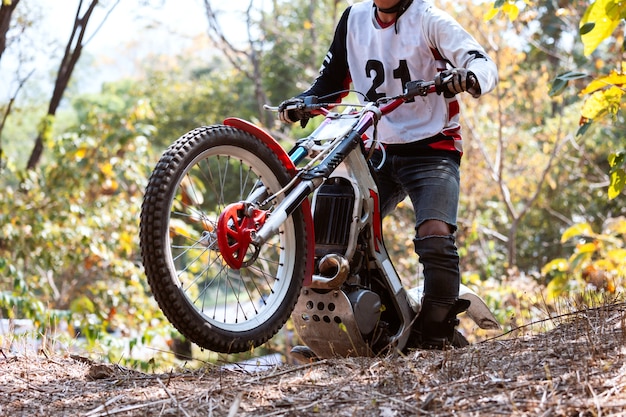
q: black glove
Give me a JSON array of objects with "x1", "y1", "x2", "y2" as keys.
[
  {"x1": 278, "y1": 96, "x2": 317, "y2": 128},
  {"x1": 435, "y1": 68, "x2": 478, "y2": 98}
]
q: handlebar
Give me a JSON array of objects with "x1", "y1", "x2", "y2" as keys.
[
  {"x1": 263, "y1": 97, "x2": 335, "y2": 116},
  {"x1": 380, "y1": 80, "x2": 436, "y2": 115},
  {"x1": 264, "y1": 80, "x2": 437, "y2": 117}
]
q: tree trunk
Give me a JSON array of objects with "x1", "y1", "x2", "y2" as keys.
[
  {"x1": 0, "y1": 0, "x2": 20, "y2": 61},
  {"x1": 26, "y1": 0, "x2": 100, "y2": 170}
]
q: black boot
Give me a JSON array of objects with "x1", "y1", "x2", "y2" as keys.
[
  {"x1": 409, "y1": 235, "x2": 468, "y2": 350},
  {"x1": 409, "y1": 296, "x2": 471, "y2": 350},
  {"x1": 413, "y1": 235, "x2": 460, "y2": 299}
]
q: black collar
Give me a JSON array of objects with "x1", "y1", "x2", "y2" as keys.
[
  {"x1": 375, "y1": 0, "x2": 413, "y2": 14},
  {"x1": 373, "y1": 0, "x2": 414, "y2": 33}
]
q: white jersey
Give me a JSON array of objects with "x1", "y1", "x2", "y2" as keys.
[{"x1": 301, "y1": 0, "x2": 498, "y2": 152}]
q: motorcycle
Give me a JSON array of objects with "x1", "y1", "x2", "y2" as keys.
[{"x1": 139, "y1": 78, "x2": 500, "y2": 360}]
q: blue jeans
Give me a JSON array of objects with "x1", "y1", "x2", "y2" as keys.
[{"x1": 371, "y1": 150, "x2": 461, "y2": 300}]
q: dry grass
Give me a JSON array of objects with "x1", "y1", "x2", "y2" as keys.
[{"x1": 1, "y1": 302, "x2": 625, "y2": 417}]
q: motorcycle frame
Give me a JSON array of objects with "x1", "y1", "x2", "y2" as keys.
[
  {"x1": 310, "y1": 151, "x2": 415, "y2": 353},
  {"x1": 226, "y1": 102, "x2": 416, "y2": 354}
]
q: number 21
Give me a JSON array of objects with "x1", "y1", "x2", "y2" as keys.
[{"x1": 365, "y1": 59, "x2": 414, "y2": 102}]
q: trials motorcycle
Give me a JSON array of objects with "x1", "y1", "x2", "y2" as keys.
[{"x1": 139, "y1": 78, "x2": 499, "y2": 359}]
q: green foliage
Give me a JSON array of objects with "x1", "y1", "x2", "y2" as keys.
[
  {"x1": 475, "y1": 0, "x2": 625, "y2": 280},
  {"x1": 259, "y1": 1, "x2": 338, "y2": 103},
  {"x1": 462, "y1": 271, "x2": 541, "y2": 336},
  {"x1": 542, "y1": 219, "x2": 626, "y2": 301},
  {"x1": 608, "y1": 151, "x2": 626, "y2": 199},
  {"x1": 579, "y1": 0, "x2": 626, "y2": 56},
  {"x1": 489, "y1": 1, "x2": 625, "y2": 201},
  {"x1": 484, "y1": 0, "x2": 520, "y2": 21},
  {"x1": 577, "y1": 71, "x2": 626, "y2": 137},
  {"x1": 133, "y1": 58, "x2": 259, "y2": 150},
  {"x1": 1, "y1": 0, "x2": 344, "y2": 369},
  {"x1": 514, "y1": 110, "x2": 626, "y2": 268},
  {"x1": 0, "y1": 88, "x2": 177, "y2": 367},
  {"x1": 549, "y1": 71, "x2": 589, "y2": 97}
]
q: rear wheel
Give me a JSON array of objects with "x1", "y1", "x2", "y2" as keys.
[{"x1": 140, "y1": 125, "x2": 308, "y2": 353}]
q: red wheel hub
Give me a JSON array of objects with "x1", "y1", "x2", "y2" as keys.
[{"x1": 216, "y1": 202, "x2": 268, "y2": 269}]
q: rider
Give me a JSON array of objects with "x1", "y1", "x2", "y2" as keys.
[{"x1": 279, "y1": 0, "x2": 498, "y2": 351}]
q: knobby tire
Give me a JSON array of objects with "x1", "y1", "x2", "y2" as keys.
[{"x1": 140, "y1": 125, "x2": 308, "y2": 353}]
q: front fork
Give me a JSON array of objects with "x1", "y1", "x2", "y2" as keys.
[{"x1": 217, "y1": 129, "x2": 363, "y2": 268}]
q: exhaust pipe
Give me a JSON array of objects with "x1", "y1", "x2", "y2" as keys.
[{"x1": 310, "y1": 254, "x2": 350, "y2": 289}]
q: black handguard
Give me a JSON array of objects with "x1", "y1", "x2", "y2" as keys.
[
  {"x1": 278, "y1": 95, "x2": 318, "y2": 127},
  {"x1": 298, "y1": 96, "x2": 319, "y2": 128},
  {"x1": 404, "y1": 80, "x2": 431, "y2": 99}
]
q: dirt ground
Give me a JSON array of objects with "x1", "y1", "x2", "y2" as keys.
[{"x1": 1, "y1": 302, "x2": 625, "y2": 417}]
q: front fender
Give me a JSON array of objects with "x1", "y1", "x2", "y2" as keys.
[{"x1": 223, "y1": 118, "x2": 314, "y2": 286}]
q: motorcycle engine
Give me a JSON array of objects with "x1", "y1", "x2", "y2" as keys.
[
  {"x1": 347, "y1": 289, "x2": 382, "y2": 335},
  {"x1": 313, "y1": 177, "x2": 355, "y2": 257}
]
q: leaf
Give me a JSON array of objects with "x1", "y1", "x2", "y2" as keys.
[
  {"x1": 486, "y1": 0, "x2": 521, "y2": 21},
  {"x1": 70, "y1": 296, "x2": 95, "y2": 314},
  {"x1": 75, "y1": 147, "x2": 88, "y2": 159},
  {"x1": 580, "y1": 86, "x2": 625, "y2": 120},
  {"x1": 549, "y1": 78, "x2": 568, "y2": 97},
  {"x1": 608, "y1": 167, "x2": 625, "y2": 199},
  {"x1": 580, "y1": 0, "x2": 626, "y2": 56},
  {"x1": 545, "y1": 272, "x2": 571, "y2": 301},
  {"x1": 541, "y1": 258, "x2": 569, "y2": 275},
  {"x1": 338, "y1": 322, "x2": 348, "y2": 333},
  {"x1": 607, "y1": 0, "x2": 626, "y2": 19},
  {"x1": 119, "y1": 231, "x2": 134, "y2": 256},
  {"x1": 100, "y1": 162, "x2": 114, "y2": 176},
  {"x1": 549, "y1": 72, "x2": 588, "y2": 97},
  {"x1": 559, "y1": 71, "x2": 589, "y2": 81},
  {"x1": 568, "y1": 251, "x2": 593, "y2": 271},
  {"x1": 609, "y1": 153, "x2": 626, "y2": 199},
  {"x1": 608, "y1": 151, "x2": 625, "y2": 168},
  {"x1": 576, "y1": 120, "x2": 593, "y2": 136},
  {"x1": 561, "y1": 223, "x2": 595, "y2": 243},
  {"x1": 579, "y1": 22, "x2": 596, "y2": 35},
  {"x1": 580, "y1": 70, "x2": 626, "y2": 95},
  {"x1": 502, "y1": 2, "x2": 519, "y2": 21},
  {"x1": 484, "y1": 6, "x2": 500, "y2": 21},
  {"x1": 607, "y1": 248, "x2": 626, "y2": 262},
  {"x1": 576, "y1": 242, "x2": 598, "y2": 254}
]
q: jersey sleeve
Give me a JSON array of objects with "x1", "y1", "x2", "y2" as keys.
[
  {"x1": 298, "y1": 7, "x2": 352, "y2": 102},
  {"x1": 423, "y1": 7, "x2": 498, "y2": 97}
]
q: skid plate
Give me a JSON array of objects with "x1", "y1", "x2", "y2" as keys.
[{"x1": 291, "y1": 288, "x2": 372, "y2": 358}]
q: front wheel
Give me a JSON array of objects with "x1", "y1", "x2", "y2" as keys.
[{"x1": 140, "y1": 125, "x2": 308, "y2": 353}]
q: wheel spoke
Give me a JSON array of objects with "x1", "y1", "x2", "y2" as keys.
[
  {"x1": 140, "y1": 126, "x2": 306, "y2": 352},
  {"x1": 172, "y1": 148, "x2": 288, "y2": 326}
]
